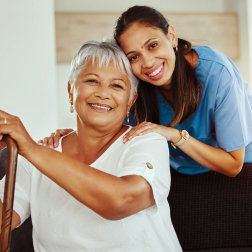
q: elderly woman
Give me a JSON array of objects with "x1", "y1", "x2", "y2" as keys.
[{"x1": 0, "y1": 41, "x2": 182, "y2": 251}]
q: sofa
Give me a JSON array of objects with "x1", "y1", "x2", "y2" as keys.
[
  {"x1": 1, "y1": 147, "x2": 252, "y2": 251},
  {"x1": 168, "y1": 164, "x2": 252, "y2": 251}
]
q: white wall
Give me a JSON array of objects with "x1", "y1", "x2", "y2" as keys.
[
  {"x1": 0, "y1": 0, "x2": 57, "y2": 140},
  {"x1": 55, "y1": 0, "x2": 225, "y2": 12},
  {"x1": 223, "y1": 0, "x2": 250, "y2": 84}
]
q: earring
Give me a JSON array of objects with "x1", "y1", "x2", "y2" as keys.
[
  {"x1": 126, "y1": 112, "x2": 130, "y2": 124},
  {"x1": 174, "y1": 45, "x2": 178, "y2": 52},
  {"x1": 70, "y1": 100, "x2": 74, "y2": 113},
  {"x1": 70, "y1": 104, "x2": 74, "y2": 113}
]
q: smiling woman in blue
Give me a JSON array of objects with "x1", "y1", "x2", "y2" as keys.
[{"x1": 114, "y1": 5, "x2": 252, "y2": 176}]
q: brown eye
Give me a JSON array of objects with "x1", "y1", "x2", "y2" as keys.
[
  {"x1": 87, "y1": 79, "x2": 98, "y2": 83},
  {"x1": 149, "y1": 42, "x2": 158, "y2": 49},
  {"x1": 129, "y1": 55, "x2": 139, "y2": 62},
  {"x1": 112, "y1": 84, "x2": 123, "y2": 89}
]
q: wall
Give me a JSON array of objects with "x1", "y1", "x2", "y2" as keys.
[
  {"x1": 0, "y1": 0, "x2": 57, "y2": 140},
  {"x1": 55, "y1": 0, "x2": 226, "y2": 12},
  {"x1": 223, "y1": 0, "x2": 250, "y2": 84}
]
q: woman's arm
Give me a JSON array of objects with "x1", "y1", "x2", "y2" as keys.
[
  {"x1": 122, "y1": 122, "x2": 244, "y2": 177},
  {"x1": 25, "y1": 144, "x2": 155, "y2": 220},
  {"x1": 178, "y1": 136, "x2": 244, "y2": 177}
]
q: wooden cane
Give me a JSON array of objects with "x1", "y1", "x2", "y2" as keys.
[{"x1": 0, "y1": 135, "x2": 18, "y2": 252}]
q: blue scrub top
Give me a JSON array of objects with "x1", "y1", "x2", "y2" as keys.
[{"x1": 128, "y1": 46, "x2": 252, "y2": 175}]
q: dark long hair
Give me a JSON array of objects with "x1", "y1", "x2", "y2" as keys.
[{"x1": 114, "y1": 5, "x2": 200, "y2": 126}]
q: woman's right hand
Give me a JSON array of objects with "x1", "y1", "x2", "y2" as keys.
[
  {"x1": 38, "y1": 129, "x2": 74, "y2": 148},
  {"x1": 123, "y1": 121, "x2": 181, "y2": 144}
]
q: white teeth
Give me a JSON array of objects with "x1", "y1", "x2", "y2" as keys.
[
  {"x1": 90, "y1": 104, "x2": 111, "y2": 110},
  {"x1": 148, "y1": 64, "x2": 163, "y2": 77}
]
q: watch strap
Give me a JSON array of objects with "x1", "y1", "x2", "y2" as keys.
[{"x1": 171, "y1": 130, "x2": 190, "y2": 149}]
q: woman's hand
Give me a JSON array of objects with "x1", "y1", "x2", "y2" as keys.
[
  {"x1": 123, "y1": 121, "x2": 181, "y2": 144},
  {"x1": 38, "y1": 129, "x2": 74, "y2": 148},
  {"x1": 0, "y1": 110, "x2": 37, "y2": 157}
]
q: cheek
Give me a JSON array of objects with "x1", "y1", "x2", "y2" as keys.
[
  {"x1": 74, "y1": 96, "x2": 86, "y2": 115},
  {"x1": 114, "y1": 93, "x2": 130, "y2": 110},
  {"x1": 73, "y1": 86, "x2": 91, "y2": 102},
  {"x1": 169, "y1": 54, "x2": 176, "y2": 69},
  {"x1": 130, "y1": 63, "x2": 141, "y2": 78}
]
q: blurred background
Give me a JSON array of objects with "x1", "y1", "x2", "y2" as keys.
[{"x1": 0, "y1": 0, "x2": 251, "y2": 140}]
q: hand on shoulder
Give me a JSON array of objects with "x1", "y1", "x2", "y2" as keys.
[
  {"x1": 38, "y1": 129, "x2": 74, "y2": 148},
  {"x1": 123, "y1": 122, "x2": 180, "y2": 144}
]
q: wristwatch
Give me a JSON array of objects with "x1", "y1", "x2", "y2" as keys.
[{"x1": 171, "y1": 130, "x2": 190, "y2": 149}]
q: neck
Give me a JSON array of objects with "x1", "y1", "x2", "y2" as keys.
[
  {"x1": 158, "y1": 85, "x2": 174, "y2": 106},
  {"x1": 62, "y1": 123, "x2": 128, "y2": 165}
]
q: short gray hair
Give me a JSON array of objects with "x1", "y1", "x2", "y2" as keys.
[{"x1": 69, "y1": 40, "x2": 138, "y2": 100}]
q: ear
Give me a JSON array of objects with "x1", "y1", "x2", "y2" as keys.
[
  {"x1": 127, "y1": 93, "x2": 138, "y2": 112},
  {"x1": 167, "y1": 25, "x2": 178, "y2": 48},
  {"x1": 68, "y1": 81, "x2": 73, "y2": 103}
]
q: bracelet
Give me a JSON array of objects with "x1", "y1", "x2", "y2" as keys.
[{"x1": 171, "y1": 130, "x2": 190, "y2": 149}]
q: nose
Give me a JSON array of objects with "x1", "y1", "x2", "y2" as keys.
[
  {"x1": 141, "y1": 52, "x2": 154, "y2": 68},
  {"x1": 94, "y1": 84, "x2": 110, "y2": 100}
]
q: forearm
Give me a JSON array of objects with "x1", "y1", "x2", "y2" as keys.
[
  {"x1": 179, "y1": 137, "x2": 244, "y2": 177},
  {"x1": 123, "y1": 124, "x2": 244, "y2": 176},
  {"x1": 24, "y1": 145, "x2": 152, "y2": 219}
]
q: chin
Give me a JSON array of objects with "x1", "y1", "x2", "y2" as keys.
[
  {"x1": 146, "y1": 79, "x2": 165, "y2": 87},
  {"x1": 89, "y1": 120, "x2": 115, "y2": 129}
]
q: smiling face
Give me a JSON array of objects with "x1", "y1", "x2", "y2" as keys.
[
  {"x1": 69, "y1": 59, "x2": 136, "y2": 131},
  {"x1": 118, "y1": 22, "x2": 177, "y2": 88}
]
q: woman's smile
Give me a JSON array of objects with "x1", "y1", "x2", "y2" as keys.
[
  {"x1": 145, "y1": 63, "x2": 165, "y2": 80},
  {"x1": 88, "y1": 103, "x2": 113, "y2": 112}
]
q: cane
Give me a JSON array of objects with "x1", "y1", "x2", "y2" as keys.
[{"x1": 0, "y1": 135, "x2": 18, "y2": 252}]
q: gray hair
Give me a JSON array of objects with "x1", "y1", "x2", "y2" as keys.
[{"x1": 69, "y1": 39, "x2": 138, "y2": 100}]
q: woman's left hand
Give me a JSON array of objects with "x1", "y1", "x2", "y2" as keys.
[
  {"x1": 123, "y1": 121, "x2": 180, "y2": 143},
  {"x1": 0, "y1": 110, "x2": 37, "y2": 157}
]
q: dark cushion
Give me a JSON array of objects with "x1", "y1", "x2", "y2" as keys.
[
  {"x1": 0, "y1": 147, "x2": 7, "y2": 180},
  {"x1": 168, "y1": 164, "x2": 252, "y2": 251}
]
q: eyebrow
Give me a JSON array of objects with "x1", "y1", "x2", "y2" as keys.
[
  {"x1": 111, "y1": 78, "x2": 126, "y2": 83},
  {"x1": 83, "y1": 74, "x2": 127, "y2": 83},
  {"x1": 84, "y1": 73, "x2": 99, "y2": 77},
  {"x1": 110, "y1": 78, "x2": 129, "y2": 86},
  {"x1": 126, "y1": 38, "x2": 157, "y2": 56}
]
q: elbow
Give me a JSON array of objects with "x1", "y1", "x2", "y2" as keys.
[
  {"x1": 224, "y1": 148, "x2": 245, "y2": 177},
  {"x1": 99, "y1": 197, "x2": 133, "y2": 221},
  {"x1": 225, "y1": 163, "x2": 243, "y2": 178}
]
